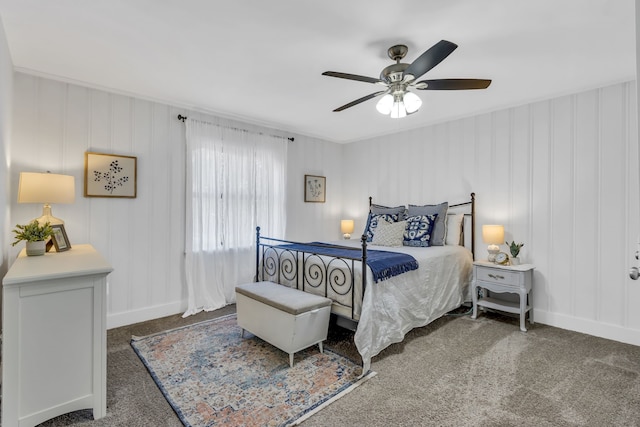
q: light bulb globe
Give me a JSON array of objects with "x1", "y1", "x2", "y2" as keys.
[
  {"x1": 390, "y1": 101, "x2": 406, "y2": 119},
  {"x1": 376, "y1": 94, "x2": 394, "y2": 115},
  {"x1": 404, "y1": 91, "x2": 422, "y2": 114}
]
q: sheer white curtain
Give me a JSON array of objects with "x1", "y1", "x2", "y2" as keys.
[{"x1": 184, "y1": 119, "x2": 287, "y2": 316}]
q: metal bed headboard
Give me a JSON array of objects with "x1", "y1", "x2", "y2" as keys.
[{"x1": 368, "y1": 192, "x2": 475, "y2": 260}]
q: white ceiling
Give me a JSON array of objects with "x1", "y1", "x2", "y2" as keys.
[{"x1": 0, "y1": 0, "x2": 635, "y2": 143}]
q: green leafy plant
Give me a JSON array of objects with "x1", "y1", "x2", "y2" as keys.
[
  {"x1": 11, "y1": 220, "x2": 53, "y2": 246},
  {"x1": 506, "y1": 240, "x2": 524, "y2": 258}
]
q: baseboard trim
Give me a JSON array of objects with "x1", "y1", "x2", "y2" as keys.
[
  {"x1": 107, "y1": 301, "x2": 187, "y2": 330},
  {"x1": 534, "y1": 309, "x2": 640, "y2": 347}
]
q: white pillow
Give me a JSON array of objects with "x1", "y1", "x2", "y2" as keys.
[
  {"x1": 372, "y1": 220, "x2": 406, "y2": 247},
  {"x1": 445, "y1": 213, "x2": 464, "y2": 245}
]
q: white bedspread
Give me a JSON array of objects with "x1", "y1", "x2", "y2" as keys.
[{"x1": 334, "y1": 240, "x2": 473, "y2": 374}]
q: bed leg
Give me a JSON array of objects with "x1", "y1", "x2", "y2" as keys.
[
  {"x1": 318, "y1": 341, "x2": 324, "y2": 354},
  {"x1": 240, "y1": 328, "x2": 245, "y2": 338},
  {"x1": 289, "y1": 353, "x2": 294, "y2": 368}
]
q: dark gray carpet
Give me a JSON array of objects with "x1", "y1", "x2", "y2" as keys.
[{"x1": 20, "y1": 306, "x2": 640, "y2": 426}]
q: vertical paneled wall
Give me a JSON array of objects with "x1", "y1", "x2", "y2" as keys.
[
  {"x1": 9, "y1": 72, "x2": 343, "y2": 328},
  {"x1": 285, "y1": 136, "x2": 344, "y2": 242},
  {"x1": 0, "y1": 17, "x2": 12, "y2": 280},
  {"x1": 9, "y1": 71, "x2": 640, "y2": 343},
  {"x1": 342, "y1": 82, "x2": 640, "y2": 344},
  {"x1": 10, "y1": 74, "x2": 188, "y2": 328}
]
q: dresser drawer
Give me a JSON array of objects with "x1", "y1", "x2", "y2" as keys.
[{"x1": 475, "y1": 267, "x2": 520, "y2": 286}]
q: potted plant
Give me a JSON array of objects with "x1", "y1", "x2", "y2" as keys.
[
  {"x1": 11, "y1": 220, "x2": 54, "y2": 256},
  {"x1": 506, "y1": 240, "x2": 524, "y2": 265}
]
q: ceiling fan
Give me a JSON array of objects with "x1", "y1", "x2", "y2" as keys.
[{"x1": 322, "y1": 40, "x2": 491, "y2": 118}]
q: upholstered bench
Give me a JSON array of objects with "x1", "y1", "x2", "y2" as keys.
[{"x1": 235, "y1": 281, "x2": 332, "y2": 367}]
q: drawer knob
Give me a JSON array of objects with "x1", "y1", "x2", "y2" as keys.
[{"x1": 488, "y1": 273, "x2": 505, "y2": 280}]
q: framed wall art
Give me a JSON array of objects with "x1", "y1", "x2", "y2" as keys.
[
  {"x1": 304, "y1": 174, "x2": 325, "y2": 203},
  {"x1": 51, "y1": 224, "x2": 71, "y2": 252},
  {"x1": 84, "y1": 152, "x2": 137, "y2": 198}
]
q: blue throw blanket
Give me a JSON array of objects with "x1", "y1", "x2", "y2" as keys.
[{"x1": 275, "y1": 242, "x2": 418, "y2": 283}]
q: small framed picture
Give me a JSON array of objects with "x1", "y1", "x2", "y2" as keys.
[
  {"x1": 51, "y1": 224, "x2": 71, "y2": 252},
  {"x1": 84, "y1": 152, "x2": 137, "y2": 198},
  {"x1": 304, "y1": 175, "x2": 326, "y2": 203}
]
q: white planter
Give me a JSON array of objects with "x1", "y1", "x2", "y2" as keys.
[
  {"x1": 510, "y1": 256, "x2": 520, "y2": 266},
  {"x1": 26, "y1": 240, "x2": 46, "y2": 256}
]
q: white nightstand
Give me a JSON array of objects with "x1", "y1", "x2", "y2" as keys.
[{"x1": 471, "y1": 261, "x2": 535, "y2": 332}]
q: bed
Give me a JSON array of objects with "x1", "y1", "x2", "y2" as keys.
[{"x1": 256, "y1": 193, "x2": 475, "y2": 373}]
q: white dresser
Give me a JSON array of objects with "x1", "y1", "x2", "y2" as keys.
[{"x1": 2, "y1": 244, "x2": 113, "y2": 427}]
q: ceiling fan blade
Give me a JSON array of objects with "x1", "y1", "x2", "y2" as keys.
[
  {"x1": 403, "y1": 40, "x2": 458, "y2": 81},
  {"x1": 333, "y1": 90, "x2": 388, "y2": 112},
  {"x1": 322, "y1": 71, "x2": 385, "y2": 85},
  {"x1": 415, "y1": 78, "x2": 492, "y2": 90}
]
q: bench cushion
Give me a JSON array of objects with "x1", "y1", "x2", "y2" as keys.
[{"x1": 236, "y1": 281, "x2": 331, "y2": 315}]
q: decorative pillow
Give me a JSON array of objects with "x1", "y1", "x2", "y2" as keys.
[
  {"x1": 370, "y1": 204, "x2": 406, "y2": 218},
  {"x1": 363, "y1": 213, "x2": 395, "y2": 242},
  {"x1": 445, "y1": 213, "x2": 464, "y2": 245},
  {"x1": 364, "y1": 208, "x2": 404, "y2": 242},
  {"x1": 407, "y1": 202, "x2": 448, "y2": 246},
  {"x1": 372, "y1": 220, "x2": 406, "y2": 247},
  {"x1": 403, "y1": 214, "x2": 438, "y2": 247}
]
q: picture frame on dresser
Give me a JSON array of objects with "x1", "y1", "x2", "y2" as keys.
[
  {"x1": 304, "y1": 174, "x2": 326, "y2": 203},
  {"x1": 51, "y1": 224, "x2": 71, "y2": 252}
]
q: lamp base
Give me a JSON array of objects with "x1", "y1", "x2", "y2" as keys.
[
  {"x1": 35, "y1": 204, "x2": 64, "y2": 226},
  {"x1": 343, "y1": 234, "x2": 351, "y2": 240},
  {"x1": 487, "y1": 245, "x2": 499, "y2": 262}
]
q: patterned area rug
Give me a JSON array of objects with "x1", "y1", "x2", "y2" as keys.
[{"x1": 131, "y1": 314, "x2": 375, "y2": 427}]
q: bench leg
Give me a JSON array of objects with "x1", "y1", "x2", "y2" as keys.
[
  {"x1": 289, "y1": 353, "x2": 294, "y2": 368},
  {"x1": 318, "y1": 341, "x2": 323, "y2": 354}
]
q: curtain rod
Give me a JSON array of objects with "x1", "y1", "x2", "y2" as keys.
[{"x1": 177, "y1": 114, "x2": 294, "y2": 142}]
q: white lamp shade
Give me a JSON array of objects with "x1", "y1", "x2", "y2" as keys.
[
  {"x1": 482, "y1": 225, "x2": 504, "y2": 245},
  {"x1": 403, "y1": 91, "x2": 422, "y2": 113},
  {"x1": 18, "y1": 172, "x2": 75, "y2": 204},
  {"x1": 340, "y1": 219, "x2": 355, "y2": 234},
  {"x1": 376, "y1": 94, "x2": 394, "y2": 115}
]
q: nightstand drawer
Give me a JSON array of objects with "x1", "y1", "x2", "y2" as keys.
[{"x1": 476, "y1": 267, "x2": 520, "y2": 286}]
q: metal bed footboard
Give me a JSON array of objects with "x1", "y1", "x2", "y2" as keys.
[{"x1": 255, "y1": 227, "x2": 368, "y2": 322}]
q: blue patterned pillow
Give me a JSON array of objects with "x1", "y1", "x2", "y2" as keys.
[
  {"x1": 364, "y1": 213, "x2": 400, "y2": 242},
  {"x1": 407, "y1": 202, "x2": 448, "y2": 246},
  {"x1": 403, "y1": 214, "x2": 438, "y2": 247}
]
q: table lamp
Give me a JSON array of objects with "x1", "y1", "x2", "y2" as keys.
[
  {"x1": 341, "y1": 219, "x2": 355, "y2": 239},
  {"x1": 482, "y1": 224, "x2": 504, "y2": 262},
  {"x1": 18, "y1": 172, "x2": 75, "y2": 225}
]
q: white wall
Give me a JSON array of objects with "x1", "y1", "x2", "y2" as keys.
[
  {"x1": 0, "y1": 17, "x2": 13, "y2": 284},
  {"x1": 9, "y1": 73, "x2": 342, "y2": 328},
  {"x1": 9, "y1": 72, "x2": 640, "y2": 346},
  {"x1": 286, "y1": 136, "x2": 344, "y2": 241},
  {"x1": 10, "y1": 75, "x2": 187, "y2": 328},
  {"x1": 343, "y1": 81, "x2": 640, "y2": 346}
]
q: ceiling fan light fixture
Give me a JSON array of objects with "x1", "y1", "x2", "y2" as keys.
[
  {"x1": 390, "y1": 100, "x2": 406, "y2": 119},
  {"x1": 404, "y1": 91, "x2": 422, "y2": 114},
  {"x1": 376, "y1": 94, "x2": 394, "y2": 115}
]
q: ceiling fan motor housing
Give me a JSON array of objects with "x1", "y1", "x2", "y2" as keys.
[{"x1": 380, "y1": 63, "x2": 409, "y2": 83}]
